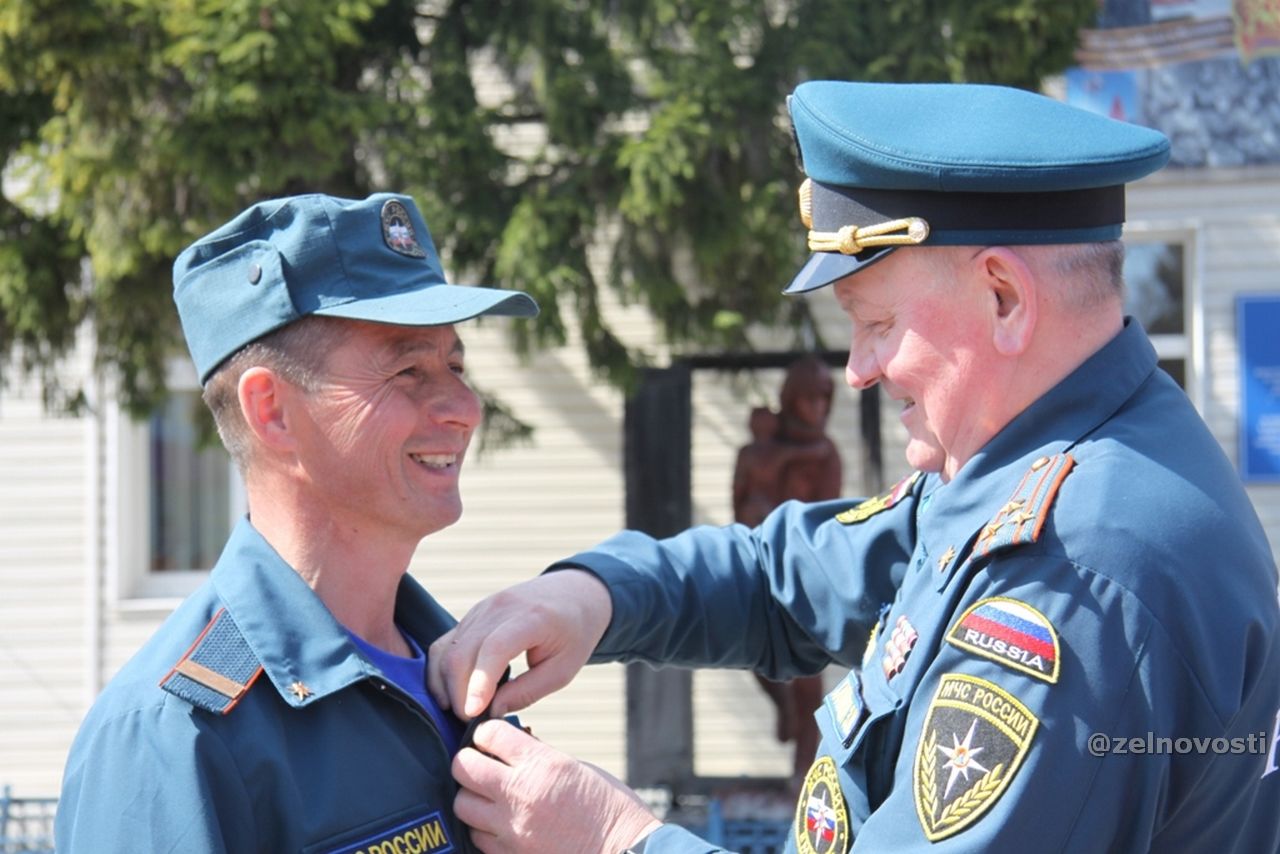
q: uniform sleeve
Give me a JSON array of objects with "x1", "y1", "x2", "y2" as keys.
[
  {"x1": 56, "y1": 700, "x2": 256, "y2": 853},
  {"x1": 638, "y1": 823, "x2": 734, "y2": 853},
  {"x1": 846, "y1": 551, "x2": 1277, "y2": 851},
  {"x1": 552, "y1": 496, "x2": 918, "y2": 681}
]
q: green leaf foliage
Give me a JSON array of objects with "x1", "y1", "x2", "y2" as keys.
[{"x1": 0, "y1": 0, "x2": 1095, "y2": 415}]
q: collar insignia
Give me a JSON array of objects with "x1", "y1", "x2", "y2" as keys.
[
  {"x1": 796, "y1": 756, "x2": 851, "y2": 854},
  {"x1": 159, "y1": 608, "x2": 264, "y2": 715},
  {"x1": 380, "y1": 199, "x2": 427, "y2": 258},
  {"x1": 836, "y1": 471, "x2": 921, "y2": 525},
  {"x1": 289, "y1": 681, "x2": 312, "y2": 701},
  {"x1": 914, "y1": 674, "x2": 1039, "y2": 842}
]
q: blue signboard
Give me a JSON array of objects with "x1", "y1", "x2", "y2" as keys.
[{"x1": 1238, "y1": 295, "x2": 1280, "y2": 482}]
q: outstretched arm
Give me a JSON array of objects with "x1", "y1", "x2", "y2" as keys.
[{"x1": 430, "y1": 496, "x2": 916, "y2": 719}]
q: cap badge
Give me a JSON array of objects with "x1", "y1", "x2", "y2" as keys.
[{"x1": 380, "y1": 199, "x2": 427, "y2": 258}]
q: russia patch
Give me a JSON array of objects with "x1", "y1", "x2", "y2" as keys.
[
  {"x1": 322, "y1": 810, "x2": 454, "y2": 854},
  {"x1": 945, "y1": 597, "x2": 1060, "y2": 684},
  {"x1": 795, "y1": 756, "x2": 851, "y2": 854},
  {"x1": 914, "y1": 674, "x2": 1038, "y2": 843}
]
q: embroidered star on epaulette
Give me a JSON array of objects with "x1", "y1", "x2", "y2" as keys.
[
  {"x1": 289, "y1": 681, "x2": 312, "y2": 701},
  {"x1": 937, "y1": 546, "x2": 956, "y2": 571},
  {"x1": 1011, "y1": 510, "x2": 1035, "y2": 525},
  {"x1": 1000, "y1": 500, "x2": 1024, "y2": 515},
  {"x1": 980, "y1": 523, "x2": 1001, "y2": 541}
]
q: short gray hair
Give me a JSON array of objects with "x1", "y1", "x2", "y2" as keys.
[
  {"x1": 201, "y1": 316, "x2": 352, "y2": 472},
  {"x1": 1017, "y1": 241, "x2": 1126, "y2": 310}
]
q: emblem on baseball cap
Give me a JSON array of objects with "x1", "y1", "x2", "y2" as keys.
[
  {"x1": 380, "y1": 198, "x2": 427, "y2": 258},
  {"x1": 172, "y1": 192, "x2": 538, "y2": 384}
]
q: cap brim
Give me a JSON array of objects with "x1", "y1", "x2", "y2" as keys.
[
  {"x1": 783, "y1": 246, "x2": 897, "y2": 294},
  {"x1": 313, "y1": 283, "x2": 539, "y2": 325}
]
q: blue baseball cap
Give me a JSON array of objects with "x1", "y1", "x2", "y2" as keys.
[
  {"x1": 173, "y1": 193, "x2": 539, "y2": 384},
  {"x1": 783, "y1": 81, "x2": 1172, "y2": 294}
]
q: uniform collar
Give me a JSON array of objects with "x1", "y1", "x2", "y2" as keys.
[
  {"x1": 210, "y1": 518, "x2": 457, "y2": 707},
  {"x1": 918, "y1": 319, "x2": 1157, "y2": 572}
]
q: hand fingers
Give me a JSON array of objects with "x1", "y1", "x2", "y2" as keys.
[
  {"x1": 463, "y1": 621, "x2": 547, "y2": 718},
  {"x1": 452, "y1": 744, "x2": 512, "y2": 795},
  {"x1": 452, "y1": 786, "x2": 500, "y2": 835},
  {"x1": 436, "y1": 603, "x2": 537, "y2": 719},
  {"x1": 426, "y1": 628, "x2": 461, "y2": 712},
  {"x1": 471, "y1": 719, "x2": 544, "y2": 765},
  {"x1": 489, "y1": 656, "x2": 574, "y2": 717},
  {"x1": 466, "y1": 828, "x2": 504, "y2": 854}
]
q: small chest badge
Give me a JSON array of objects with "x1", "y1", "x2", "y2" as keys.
[
  {"x1": 881, "y1": 615, "x2": 919, "y2": 680},
  {"x1": 824, "y1": 671, "x2": 865, "y2": 746},
  {"x1": 914, "y1": 674, "x2": 1039, "y2": 842},
  {"x1": 380, "y1": 199, "x2": 427, "y2": 258},
  {"x1": 795, "y1": 756, "x2": 851, "y2": 854}
]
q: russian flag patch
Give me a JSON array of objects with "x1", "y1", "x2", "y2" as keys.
[{"x1": 945, "y1": 597, "x2": 1060, "y2": 684}]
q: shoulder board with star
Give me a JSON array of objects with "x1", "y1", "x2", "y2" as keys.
[
  {"x1": 836, "y1": 471, "x2": 921, "y2": 525},
  {"x1": 973, "y1": 453, "x2": 1075, "y2": 557},
  {"x1": 159, "y1": 608, "x2": 264, "y2": 715}
]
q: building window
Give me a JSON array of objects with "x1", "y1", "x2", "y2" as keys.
[
  {"x1": 110, "y1": 362, "x2": 243, "y2": 604},
  {"x1": 1122, "y1": 229, "x2": 1195, "y2": 393},
  {"x1": 148, "y1": 392, "x2": 235, "y2": 572}
]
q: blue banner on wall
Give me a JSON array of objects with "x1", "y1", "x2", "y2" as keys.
[{"x1": 1238, "y1": 294, "x2": 1280, "y2": 482}]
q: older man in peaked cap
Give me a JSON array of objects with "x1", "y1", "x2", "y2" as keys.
[
  {"x1": 55, "y1": 193, "x2": 537, "y2": 853},
  {"x1": 429, "y1": 82, "x2": 1280, "y2": 853}
]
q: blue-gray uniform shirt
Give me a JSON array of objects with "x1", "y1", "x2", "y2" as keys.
[
  {"x1": 559, "y1": 320, "x2": 1280, "y2": 853},
  {"x1": 56, "y1": 518, "x2": 473, "y2": 854}
]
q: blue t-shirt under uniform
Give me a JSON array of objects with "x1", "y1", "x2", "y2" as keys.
[{"x1": 347, "y1": 626, "x2": 464, "y2": 756}]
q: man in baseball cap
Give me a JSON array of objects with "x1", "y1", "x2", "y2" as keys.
[{"x1": 57, "y1": 193, "x2": 536, "y2": 853}]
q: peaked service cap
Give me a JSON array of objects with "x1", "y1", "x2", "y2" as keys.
[
  {"x1": 784, "y1": 81, "x2": 1172, "y2": 294},
  {"x1": 173, "y1": 192, "x2": 539, "y2": 384}
]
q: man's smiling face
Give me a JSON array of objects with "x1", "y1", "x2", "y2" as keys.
[
  {"x1": 833, "y1": 248, "x2": 999, "y2": 481},
  {"x1": 291, "y1": 320, "x2": 481, "y2": 542}
]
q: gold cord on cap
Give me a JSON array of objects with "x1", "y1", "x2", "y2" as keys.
[
  {"x1": 808, "y1": 217, "x2": 930, "y2": 255},
  {"x1": 798, "y1": 179, "x2": 929, "y2": 254}
]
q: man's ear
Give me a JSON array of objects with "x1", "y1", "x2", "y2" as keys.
[
  {"x1": 975, "y1": 247, "x2": 1038, "y2": 357},
  {"x1": 237, "y1": 367, "x2": 297, "y2": 453}
]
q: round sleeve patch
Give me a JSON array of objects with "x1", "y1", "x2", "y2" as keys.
[{"x1": 795, "y1": 755, "x2": 851, "y2": 853}]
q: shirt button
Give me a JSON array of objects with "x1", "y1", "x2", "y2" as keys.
[{"x1": 248, "y1": 262, "x2": 262, "y2": 285}]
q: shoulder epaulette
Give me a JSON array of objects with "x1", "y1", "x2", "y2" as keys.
[
  {"x1": 159, "y1": 608, "x2": 264, "y2": 714},
  {"x1": 835, "y1": 471, "x2": 922, "y2": 524},
  {"x1": 974, "y1": 453, "x2": 1075, "y2": 557}
]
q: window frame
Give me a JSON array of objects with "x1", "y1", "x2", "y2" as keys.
[
  {"x1": 106, "y1": 358, "x2": 244, "y2": 610},
  {"x1": 1121, "y1": 220, "x2": 1205, "y2": 413}
]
